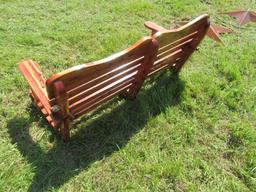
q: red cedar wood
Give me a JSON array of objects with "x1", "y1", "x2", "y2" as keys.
[
  {"x1": 145, "y1": 14, "x2": 210, "y2": 73},
  {"x1": 68, "y1": 68, "x2": 138, "y2": 105},
  {"x1": 46, "y1": 37, "x2": 154, "y2": 99},
  {"x1": 122, "y1": 38, "x2": 159, "y2": 99},
  {"x1": 71, "y1": 79, "x2": 135, "y2": 116},
  {"x1": 53, "y1": 81, "x2": 70, "y2": 140},
  {"x1": 69, "y1": 76, "x2": 136, "y2": 114},
  {"x1": 18, "y1": 14, "x2": 209, "y2": 140},
  {"x1": 67, "y1": 58, "x2": 143, "y2": 99}
]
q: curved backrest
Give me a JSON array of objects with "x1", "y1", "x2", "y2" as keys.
[
  {"x1": 46, "y1": 37, "x2": 157, "y2": 118},
  {"x1": 148, "y1": 14, "x2": 210, "y2": 76}
]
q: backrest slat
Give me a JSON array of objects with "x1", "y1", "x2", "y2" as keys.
[
  {"x1": 71, "y1": 77, "x2": 135, "y2": 117},
  {"x1": 67, "y1": 56, "x2": 143, "y2": 100},
  {"x1": 68, "y1": 63, "x2": 140, "y2": 105},
  {"x1": 159, "y1": 31, "x2": 198, "y2": 53},
  {"x1": 149, "y1": 14, "x2": 209, "y2": 75}
]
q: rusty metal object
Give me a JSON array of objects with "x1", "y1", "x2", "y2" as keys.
[
  {"x1": 207, "y1": 24, "x2": 233, "y2": 45},
  {"x1": 224, "y1": 9, "x2": 256, "y2": 26}
]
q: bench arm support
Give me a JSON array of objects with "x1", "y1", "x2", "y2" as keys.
[
  {"x1": 144, "y1": 21, "x2": 167, "y2": 35},
  {"x1": 18, "y1": 60, "x2": 51, "y2": 114}
]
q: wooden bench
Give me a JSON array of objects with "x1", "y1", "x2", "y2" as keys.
[{"x1": 19, "y1": 14, "x2": 209, "y2": 140}]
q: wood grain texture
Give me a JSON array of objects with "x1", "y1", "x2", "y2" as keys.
[
  {"x1": 145, "y1": 14, "x2": 210, "y2": 75},
  {"x1": 122, "y1": 38, "x2": 159, "y2": 99},
  {"x1": 19, "y1": 36, "x2": 157, "y2": 139},
  {"x1": 144, "y1": 21, "x2": 167, "y2": 35},
  {"x1": 18, "y1": 60, "x2": 59, "y2": 127},
  {"x1": 19, "y1": 14, "x2": 209, "y2": 140},
  {"x1": 53, "y1": 81, "x2": 70, "y2": 140},
  {"x1": 46, "y1": 37, "x2": 154, "y2": 99}
]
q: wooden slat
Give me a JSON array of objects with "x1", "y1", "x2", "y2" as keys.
[
  {"x1": 146, "y1": 14, "x2": 209, "y2": 75},
  {"x1": 70, "y1": 75, "x2": 136, "y2": 112},
  {"x1": 152, "y1": 32, "x2": 201, "y2": 72},
  {"x1": 154, "y1": 15, "x2": 209, "y2": 48},
  {"x1": 19, "y1": 61, "x2": 52, "y2": 114},
  {"x1": 67, "y1": 57, "x2": 143, "y2": 98},
  {"x1": 122, "y1": 38, "x2": 159, "y2": 99},
  {"x1": 73, "y1": 82, "x2": 133, "y2": 117},
  {"x1": 60, "y1": 53, "x2": 142, "y2": 92},
  {"x1": 26, "y1": 60, "x2": 46, "y2": 87},
  {"x1": 159, "y1": 31, "x2": 197, "y2": 53},
  {"x1": 157, "y1": 38, "x2": 194, "y2": 60},
  {"x1": 46, "y1": 37, "x2": 154, "y2": 99},
  {"x1": 149, "y1": 58, "x2": 180, "y2": 76},
  {"x1": 71, "y1": 78, "x2": 134, "y2": 115},
  {"x1": 173, "y1": 26, "x2": 209, "y2": 71},
  {"x1": 29, "y1": 90, "x2": 59, "y2": 128},
  {"x1": 148, "y1": 63, "x2": 170, "y2": 77},
  {"x1": 154, "y1": 49, "x2": 183, "y2": 67},
  {"x1": 69, "y1": 64, "x2": 140, "y2": 105}
]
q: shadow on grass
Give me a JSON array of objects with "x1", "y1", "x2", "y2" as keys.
[{"x1": 7, "y1": 72, "x2": 184, "y2": 192}]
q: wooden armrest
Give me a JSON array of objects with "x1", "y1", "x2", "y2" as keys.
[
  {"x1": 144, "y1": 21, "x2": 167, "y2": 35},
  {"x1": 19, "y1": 60, "x2": 51, "y2": 111},
  {"x1": 19, "y1": 60, "x2": 45, "y2": 87}
]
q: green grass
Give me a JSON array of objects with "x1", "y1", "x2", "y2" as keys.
[{"x1": 0, "y1": 0, "x2": 256, "y2": 191}]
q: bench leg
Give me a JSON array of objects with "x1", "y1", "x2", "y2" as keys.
[{"x1": 60, "y1": 118, "x2": 70, "y2": 141}]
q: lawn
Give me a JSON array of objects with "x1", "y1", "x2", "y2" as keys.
[{"x1": 0, "y1": 0, "x2": 256, "y2": 191}]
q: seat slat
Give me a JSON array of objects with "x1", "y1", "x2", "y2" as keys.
[
  {"x1": 27, "y1": 60, "x2": 46, "y2": 87},
  {"x1": 29, "y1": 90, "x2": 59, "y2": 128}
]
